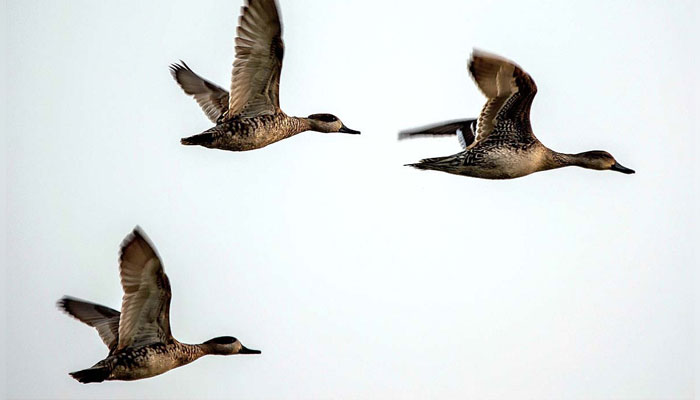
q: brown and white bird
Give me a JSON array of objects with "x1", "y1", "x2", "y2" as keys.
[
  {"x1": 400, "y1": 50, "x2": 635, "y2": 179},
  {"x1": 171, "y1": 0, "x2": 360, "y2": 152},
  {"x1": 57, "y1": 227, "x2": 260, "y2": 383}
]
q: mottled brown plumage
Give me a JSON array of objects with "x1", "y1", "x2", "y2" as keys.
[
  {"x1": 400, "y1": 50, "x2": 635, "y2": 179},
  {"x1": 171, "y1": 0, "x2": 359, "y2": 152},
  {"x1": 57, "y1": 227, "x2": 260, "y2": 383}
]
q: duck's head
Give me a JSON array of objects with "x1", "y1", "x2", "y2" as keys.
[
  {"x1": 202, "y1": 336, "x2": 261, "y2": 355},
  {"x1": 575, "y1": 151, "x2": 635, "y2": 174},
  {"x1": 307, "y1": 113, "x2": 360, "y2": 134}
]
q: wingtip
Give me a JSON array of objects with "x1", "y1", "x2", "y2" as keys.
[
  {"x1": 131, "y1": 225, "x2": 146, "y2": 239},
  {"x1": 168, "y1": 64, "x2": 180, "y2": 78},
  {"x1": 126, "y1": 226, "x2": 150, "y2": 247},
  {"x1": 118, "y1": 226, "x2": 161, "y2": 270},
  {"x1": 470, "y1": 47, "x2": 487, "y2": 58},
  {"x1": 56, "y1": 296, "x2": 70, "y2": 311},
  {"x1": 56, "y1": 296, "x2": 84, "y2": 320},
  {"x1": 470, "y1": 48, "x2": 501, "y2": 60},
  {"x1": 56, "y1": 295, "x2": 84, "y2": 309},
  {"x1": 169, "y1": 60, "x2": 191, "y2": 75},
  {"x1": 398, "y1": 131, "x2": 429, "y2": 141},
  {"x1": 56, "y1": 296, "x2": 86, "y2": 319},
  {"x1": 119, "y1": 226, "x2": 151, "y2": 255},
  {"x1": 397, "y1": 129, "x2": 427, "y2": 140},
  {"x1": 468, "y1": 48, "x2": 482, "y2": 66}
]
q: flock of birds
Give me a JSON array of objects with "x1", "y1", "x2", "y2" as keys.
[{"x1": 57, "y1": 0, "x2": 635, "y2": 384}]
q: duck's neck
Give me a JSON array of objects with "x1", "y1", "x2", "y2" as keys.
[
  {"x1": 175, "y1": 342, "x2": 208, "y2": 365},
  {"x1": 543, "y1": 150, "x2": 589, "y2": 170},
  {"x1": 286, "y1": 116, "x2": 314, "y2": 137}
]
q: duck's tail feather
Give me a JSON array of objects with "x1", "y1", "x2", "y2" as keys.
[
  {"x1": 69, "y1": 367, "x2": 110, "y2": 384},
  {"x1": 181, "y1": 131, "x2": 213, "y2": 146},
  {"x1": 405, "y1": 154, "x2": 463, "y2": 172},
  {"x1": 405, "y1": 162, "x2": 432, "y2": 170}
]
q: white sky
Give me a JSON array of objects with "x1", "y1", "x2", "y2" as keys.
[{"x1": 4, "y1": 0, "x2": 699, "y2": 398}]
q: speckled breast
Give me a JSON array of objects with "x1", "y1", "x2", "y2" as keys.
[{"x1": 209, "y1": 114, "x2": 302, "y2": 151}]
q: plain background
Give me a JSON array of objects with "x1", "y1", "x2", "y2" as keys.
[{"x1": 4, "y1": 0, "x2": 698, "y2": 398}]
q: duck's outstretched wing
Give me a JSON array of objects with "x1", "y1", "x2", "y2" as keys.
[
  {"x1": 57, "y1": 296, "x2": 121, "y2": 352},
  {"x1": 116, "y1": 227, "x2": 173, "y2": 350},
  {"x1": 398, "y1": 119, "x2": 477, "y2": 150},
  {"x1": 170, "y1": 61, "x2": 230, "y2": 123},
  {"x1": 227, "y1": 0, "x2": 284, "y2": 119},
  {"x1": 468, "y1": 50, "x2": 538, "y2": 142}
]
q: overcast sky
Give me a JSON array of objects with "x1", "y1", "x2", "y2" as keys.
[{"x1": 4, "y1": 0, "x2": 698, "y2": 398}]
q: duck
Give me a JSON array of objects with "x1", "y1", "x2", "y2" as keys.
[
  {"x1": 57, "y1": 227, "x2": 260, "y2": 383},
  {"x1": 170, "y1": 0, "x2": 360, "y2": 152},
  {"x1": 399, "y1": 50, "x2": 635, "y2": 179}
]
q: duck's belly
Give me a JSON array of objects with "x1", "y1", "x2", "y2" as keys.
[
  {"x1": 110, "y1": 358, "x2": 178, "y2": 381},
  {"x1": 462, "y1": 149, "x2": 543, "y2": 179},
  {"x1": 203, "y1": 116, "x2": 296, "y2": 151},
  {"x1": 107, "y1": 349, "x2": 183, "y2": 381},
  {"x1": 210, "y1": 127, "x2": 282, "y2": 151}
]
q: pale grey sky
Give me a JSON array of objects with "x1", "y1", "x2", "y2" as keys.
[{"x1": 4, "y1": 0, "x2": 699, "y2": 398}]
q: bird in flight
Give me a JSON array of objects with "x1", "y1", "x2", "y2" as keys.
[
  {"x1": 171, "y1": 0, "x2": 360, "y2": 152},
  {"x1": 400, "y1": 50, "x2": 634, "y2": 179},
  {"x1": 57, "y1": 227, "x2": 260, "y2": 383}
]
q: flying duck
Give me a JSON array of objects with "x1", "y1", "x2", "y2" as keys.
[
  {"x1": 171, "y1": 0, "x2": 360, "y2": 152},
  {"x1": 57, "y1": 227, "x2": 260, "y2": 383},
  {"x1": 400, "y1": 50, "x2": 635, "y2": 179}
]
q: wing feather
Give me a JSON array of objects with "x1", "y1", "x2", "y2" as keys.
[
  {"x1": 468, "y1": 50, "x2": 538, "y2": 142},
  {"x1": 170, "y1": 62, "x2": 230, "y2": 123},
  {"x1": 398, "y1": 119, "x2": 477, "y2": 149},
  {"x1": 58, "y1": 296, "x2": 121, "y2": 352},
  {"x1": 227, "y1": 0, "x2": 284, "y2": 118},
  {"x1": 117, "y1": 227, "x2": 173, "y2": 350}
]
